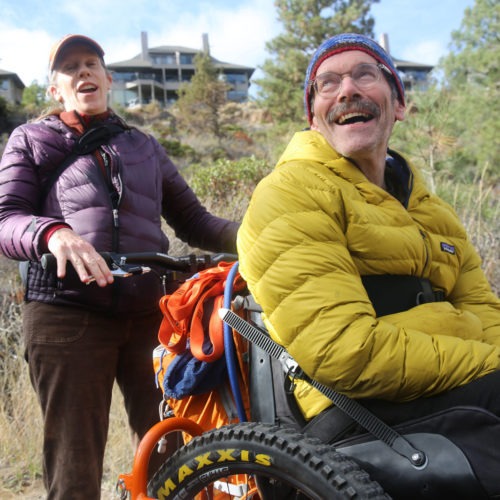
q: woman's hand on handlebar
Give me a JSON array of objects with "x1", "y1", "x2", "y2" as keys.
[{"x1": 47, "y1": 228, "x2": 114, "y2": 287}]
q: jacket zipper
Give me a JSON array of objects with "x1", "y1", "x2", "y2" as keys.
[
  {"x1": 99, "y1": 147, "x2": 122, "y2": 252},
  {"x1": 419, "y1": 229, "x2": 431, "y2": 275},
  {"x1": 98, "y1": 146, "x2": 123, "y2": 311}
]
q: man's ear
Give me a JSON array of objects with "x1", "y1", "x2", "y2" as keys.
[
  {"x1": 310, "y1": 115, "x2": 319, "y2": 131},
  {"x1": 395, "y1": 100, "x2": 406, "y2": 122}
]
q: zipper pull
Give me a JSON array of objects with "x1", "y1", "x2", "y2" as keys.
[{"x1": 112, "y1": 208, "x2": 120, "y2": 228}]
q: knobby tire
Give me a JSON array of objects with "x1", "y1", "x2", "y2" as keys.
[{"x1": 148, "y1": 422, "x2": 388, "y2": 499}]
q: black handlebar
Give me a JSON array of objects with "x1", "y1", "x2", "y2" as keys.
[{"x1": 40, "y1": 251, "x2": 237, "y2": 274}]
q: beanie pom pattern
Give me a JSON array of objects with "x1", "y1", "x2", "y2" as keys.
[{"x1": 304, "y1": 33, "x2": 405, "y2": 125}]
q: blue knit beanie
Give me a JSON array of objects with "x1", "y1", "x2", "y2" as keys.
[{"x1": 304, "y1": 33, "x2": 405, "y2": 125}]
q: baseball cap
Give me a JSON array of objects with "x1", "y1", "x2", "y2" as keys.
[{"x1": 49, "y1": 34, "x2": 105, "y2": 72}]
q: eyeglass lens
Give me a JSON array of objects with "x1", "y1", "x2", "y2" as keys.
[{"x1": 314, "y1": 63, "x2": 382, "y2": 95}]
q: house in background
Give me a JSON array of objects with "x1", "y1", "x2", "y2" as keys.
[
  {"x1": 108, "y1": 32, "x2": 255, "y2": 109},
  {"x1": 0, "y1": 69, "x2": 25, "y2": 105},
  {"x1": 379, "y1": 34, "x2": 434, "y2": 92},
  {"x1": 1, "y1": 32, "x2": 432, "y2": 110}
]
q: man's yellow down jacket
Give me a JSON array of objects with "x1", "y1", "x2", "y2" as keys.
[{"x1": 237, "y1": 130, "x2": 500, "y2": 419}]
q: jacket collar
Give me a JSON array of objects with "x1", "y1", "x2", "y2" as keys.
[{"x1": 59, "y1": 109, "x2": 112, "y2": 135}]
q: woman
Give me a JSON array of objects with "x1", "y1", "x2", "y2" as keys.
[{"x1": 0, "y1": 34, "x2": 239, "y2": 499}]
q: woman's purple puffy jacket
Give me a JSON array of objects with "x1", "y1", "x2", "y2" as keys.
[{"x1": 0, "y1": 114, "x2": 238, "y2": 312}]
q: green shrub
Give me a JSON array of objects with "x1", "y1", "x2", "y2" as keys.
[
  {"x1": 186, "y1": 156, "x2": 272, "y2": 200},
  {"x1": 157, "y1": 137, "x2": 197, "y2": 160}
]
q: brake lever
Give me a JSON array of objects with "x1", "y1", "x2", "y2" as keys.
[{"x1": 86, "y1": 264, "x2": 151, "y2": 284}]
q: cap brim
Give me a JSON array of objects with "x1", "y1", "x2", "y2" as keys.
[{"x1": 49, "y1": 35, "x2": 105, "y2": 71}]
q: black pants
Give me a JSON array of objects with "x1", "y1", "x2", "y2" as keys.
[
  {"x1": 360, "y1": 369, "x2": 500, "y2": 425},
  {"x1": 342, "y1": 370, "x2": 500, "y2": 496},
  {"x1": 305, "y1": 370, "x2": 500, "y2": 444}
]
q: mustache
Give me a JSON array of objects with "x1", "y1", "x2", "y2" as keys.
[{"x1": 326, "y1": 100, "x2": 380, "y2": 124}]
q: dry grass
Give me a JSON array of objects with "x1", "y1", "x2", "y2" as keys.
[
  {"x1": 437, "y1": 168, "x2": 499, "y2": 295},
  {"x1": 0, "y1": 329, "x2": 43, "y2": 496},
  {"x1": 0, "y1": 263, "x2": 44, "y2": 498},
  {"x1": 101, "y1": 386, "x2": 134, "y2": 499}
]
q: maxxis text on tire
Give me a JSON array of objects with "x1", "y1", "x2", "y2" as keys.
[{"x1": 148, "y1": 422, "x2": 389, "y2": 499}]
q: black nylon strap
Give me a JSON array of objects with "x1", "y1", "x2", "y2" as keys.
[
  {"x1": 39, "y1": 123, "x2": 126, "y2": 205},
  {"x1": 303, "y1": 404, "x2": 359, "y2": 443},
  {"x1": 361, "y1": 274, "x2": 445, "y2": 316}
]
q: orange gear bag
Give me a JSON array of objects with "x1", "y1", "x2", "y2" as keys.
[{"x1": 153, "y1": 261, "x2": 250, "y2": 443}]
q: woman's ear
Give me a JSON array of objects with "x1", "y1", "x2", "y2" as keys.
[
  {"x1": 47, "y1": 84, "x2": 63, "y2": 103},
  {"x1": 104, "y1": 72, "x2": 112, "y2": 93}
]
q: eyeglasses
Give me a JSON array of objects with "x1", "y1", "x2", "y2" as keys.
[{"x1": 310, "y1": 63, "x2": 391, "y2": 97}]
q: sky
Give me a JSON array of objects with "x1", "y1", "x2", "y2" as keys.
[{"x1": 0, "y1": 0, "x2": 476, "y2": 92}]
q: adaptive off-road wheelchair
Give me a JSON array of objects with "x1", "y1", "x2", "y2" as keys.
[{"x1": 41, "y1": 252, "x2": 498, "y2": 499}]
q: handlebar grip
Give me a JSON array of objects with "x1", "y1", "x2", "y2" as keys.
[
  {"x1": 211, "y1": 253, "x2": 238, "y2": 264},
  {"x1": 40, "y1": 251, "x2": 237, "y2": 273},
  {"x1": 41, "y1": 252, "x2": 114, "y2": 271},
  {"x1": 41, "y1": 253, "x2": 56, "y2": 270}
]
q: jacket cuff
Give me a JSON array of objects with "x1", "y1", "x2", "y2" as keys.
[{"x1": 41, "y1": 224, "x2": 71, "y2": 252}]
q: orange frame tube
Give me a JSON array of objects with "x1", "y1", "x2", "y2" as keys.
[{"x1": 118, "y1": 416, "x2": 204, "y2": 500}]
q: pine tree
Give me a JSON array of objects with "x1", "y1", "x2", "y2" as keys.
[
  {"x1": 440, "y1": 0, "x2": 499, "y2": 179},
  {"x1": 256, "y1": 0, "x2": 379, "y2": 124},
  {"x1": 441, "y1": 0, "x2": 499, "y2": 90},
  {"x1": 174, "y1": 52, "x2": 230, "y2": 140},
  {"x1": 21, "y1": 81, "x2": 48, "y2": 116}
]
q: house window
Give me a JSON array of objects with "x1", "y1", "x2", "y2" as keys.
[
  {"x1": 179, "y1": 54, "x2": 193, "y2": 65},
  {"x1": 227, "y1": 90, "x2": 248, "y2": 102},
  {"x1": 224, "y1": 73, "x2": 247, "y2": 84},
  {"x1": 112, "y1": 72, "x2": 135, "y2": 82},
  {"x1": 152, "y1": 54, "x2": 176, "y2": 65}
]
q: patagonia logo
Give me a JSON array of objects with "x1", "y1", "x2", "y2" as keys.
[{"x1": 440, "y1": 242, "x2": 456, "y2": 255}]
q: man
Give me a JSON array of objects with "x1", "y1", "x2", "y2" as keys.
[{"x1": 237, "y1": 33, "x2": 500, "y2": 423}]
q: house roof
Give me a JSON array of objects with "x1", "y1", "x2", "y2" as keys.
[
  {"x1": 107, "y1": 55, "x2": 153, "y2": 69},
  {"x1": 0, "y1": 69, "x2": 25, "y2": 88},
  {"x1": 107, "y1": 45, "x2": 254, "y2": 73},
  {"x1": 150, "y1": 45, "x2": 200, "y2": 54},
  {"x1": 392, "y1": 58, "x2": 434, "y2": 72}
]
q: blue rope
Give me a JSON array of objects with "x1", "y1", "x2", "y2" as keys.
[{"x1": 223, "y1": 261, "x2": 247, "y2": 422}]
